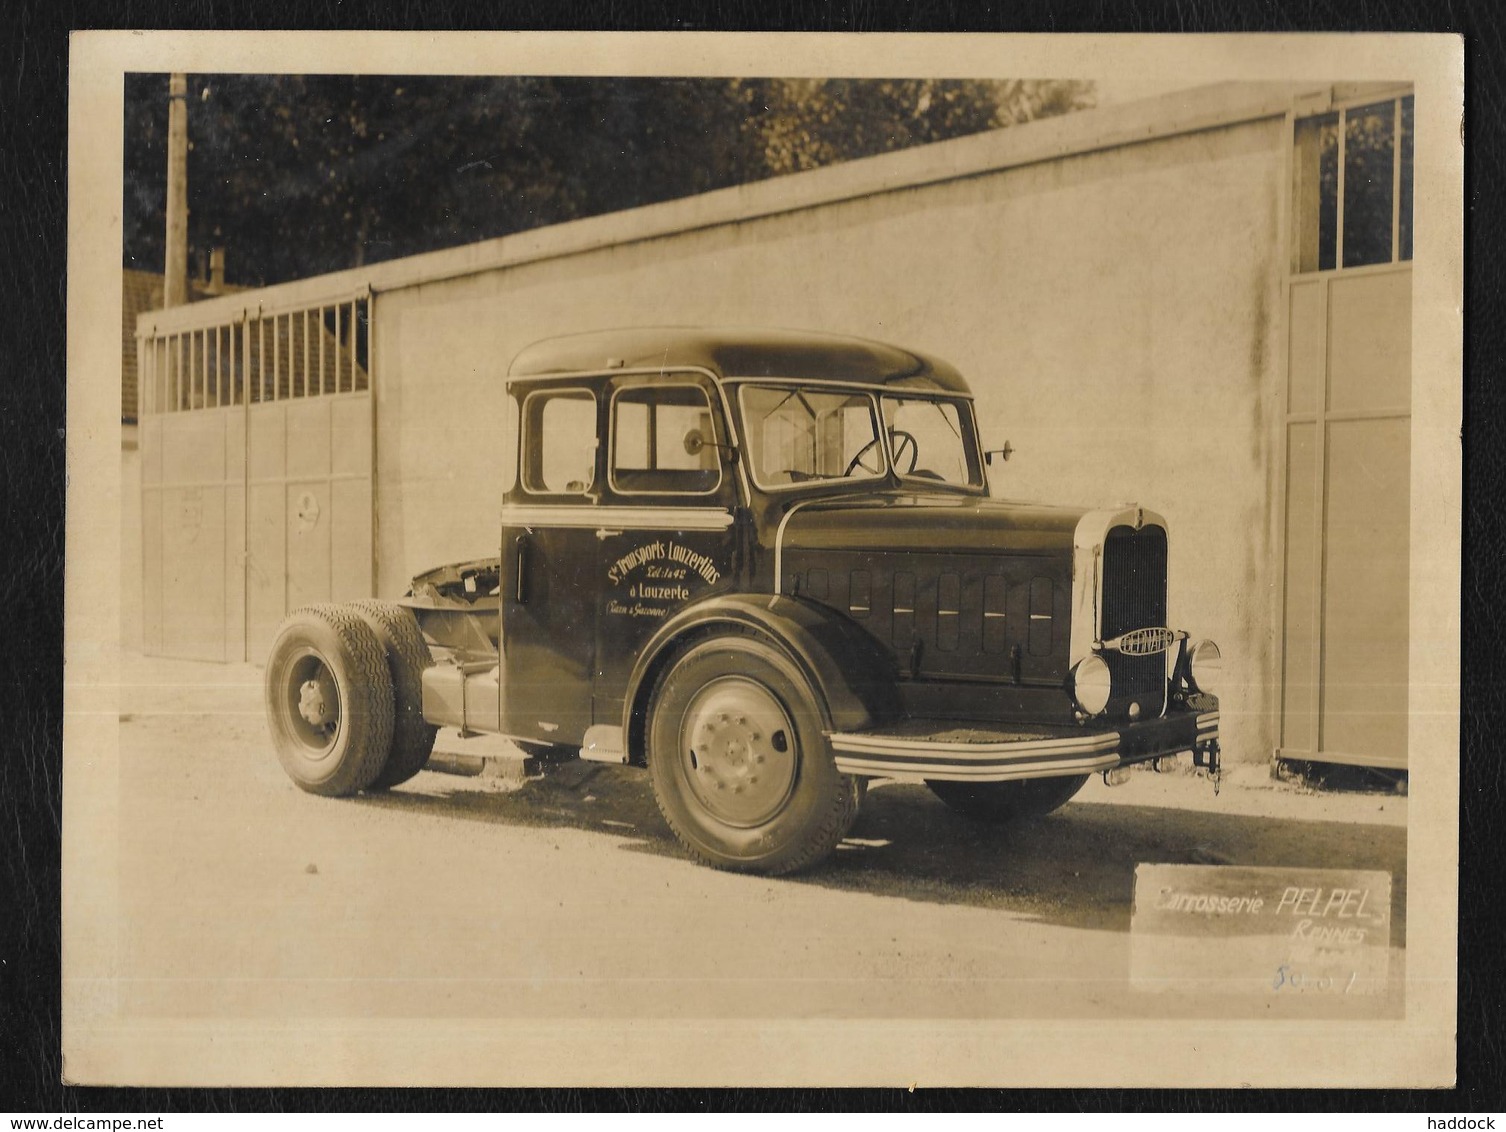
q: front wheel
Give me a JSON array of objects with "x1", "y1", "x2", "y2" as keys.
[
  {"x1": 926, "y1": 774, "x2": 1089, "y2": 823},
  {"x1": 265, "y1": 605, "x2": 395, "y2": 796},
  {"x1": 647, "y1": 635, "x2": 860, "y2": 875}
]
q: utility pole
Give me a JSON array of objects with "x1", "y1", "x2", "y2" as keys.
[{"x1": 164, "y1": 73, "x2": 189, "y2": 308}]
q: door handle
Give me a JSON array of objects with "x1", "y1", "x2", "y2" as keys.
[
  {"x1": 514, "y1": 533, "x2": 530, "y2": 603},
  {"x1": 595, "y1": 528, "x2": 623, "y2": 540}
]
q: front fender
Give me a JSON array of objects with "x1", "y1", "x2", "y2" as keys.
[{"x1": 622, "y1": 593, "x2": 900, "y2": 758}]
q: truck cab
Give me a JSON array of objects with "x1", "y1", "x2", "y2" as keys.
[{"x1": 265, "y1": 327, "x2": 1221, "y2": 875}]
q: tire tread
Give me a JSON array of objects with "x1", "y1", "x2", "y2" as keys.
[
  {"x1": 351, "y1": 599, "x2": 438, "y2": 790},
  {"x1": 266, "y1": 603, "x2": 395, "y2": 797}
]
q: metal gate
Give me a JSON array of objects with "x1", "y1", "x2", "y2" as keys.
[
  {"x1": 138, "y1": 292, "x2": 375, "y2": 662},
  {"x1": 1277, "y1": 88, "x2": 1413, "y2": 769}
]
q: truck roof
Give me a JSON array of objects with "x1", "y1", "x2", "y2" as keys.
[{"x1": 507, "y1": 327, "x2": 972, "y2": 395}]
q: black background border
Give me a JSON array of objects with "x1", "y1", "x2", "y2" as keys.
[{"x1": 3, "y1": 0, "x2": 1496, "y2": 1113}]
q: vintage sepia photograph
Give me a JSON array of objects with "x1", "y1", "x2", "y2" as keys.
[{"x1": 63, "y1": 32, "x2": 1463, "y2": 1088}]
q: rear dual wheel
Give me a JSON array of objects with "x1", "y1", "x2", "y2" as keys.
[
  {"x1": 265, "y1": 605, "x2": 396, "y2": 796},
  {"x1": 265, "y1": 601, "x2": 435, "y2": 796},
  {"x1": 647, "y1": 635, "x2": 861, "y2": 875},
  {"x1": 350, "y1": 600, "x2": 438, "y2": 790}
]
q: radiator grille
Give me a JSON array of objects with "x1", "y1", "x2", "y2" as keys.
[{"x1": 1101, "y1": 524, "x2": 1168, "y2": 706}]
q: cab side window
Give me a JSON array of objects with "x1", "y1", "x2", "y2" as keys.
[
  {"x1": 522, "y1": 389, "x2": 597, "y2": 495},
  {"x1": 610, "y1": 384, "x2": 721, "y2": 496}
]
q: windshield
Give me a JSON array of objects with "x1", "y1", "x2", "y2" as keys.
[
  {"x1": 738, "y1": 384, "x2": 885, "y2": 489},
  {"x1": 881, "y1": 395, "x2": 981, "y2": 488}
]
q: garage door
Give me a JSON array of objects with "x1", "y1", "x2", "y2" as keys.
[
  {"x1": 139, "y1": 294, "x2": 374, "y2": 662},
  {"x1": 1279, "y1": 89, "x2": 1413, "y2": 770}
]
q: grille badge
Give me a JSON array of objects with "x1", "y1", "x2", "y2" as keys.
[{"x1": 1099, "y1": 626, "x2": 1178, "y2": 656}]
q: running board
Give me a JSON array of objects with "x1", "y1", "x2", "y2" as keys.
[{"x1": 580, "y1": 725, "x2": 627, "y2": 764}]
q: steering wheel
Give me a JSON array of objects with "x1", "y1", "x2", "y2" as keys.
[{"x1": 845, "y1": 429, "x2": 918, "y2": 477}]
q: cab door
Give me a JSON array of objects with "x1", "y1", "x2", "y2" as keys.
[
  {"x1": 592, "y1": 374, "x2": 741, "y2": 729},
  {"x1": 499, "y1": 382, "x2": 604, "y2": 746}
]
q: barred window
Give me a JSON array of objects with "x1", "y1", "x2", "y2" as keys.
[
  {"x1": 1292, "y1": 94, "x2": 1414, "y2": 274},
  {"x1": 139, "y1": 297, "x2": 370, "y2": 415}
]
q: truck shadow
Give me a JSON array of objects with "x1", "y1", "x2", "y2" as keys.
[
  {"x1": 362, "y1": 765, "x2": 1407, "y2": 946},
  {"x1": 823, "y1": 781, "x2": 1407, "y2": 947}
]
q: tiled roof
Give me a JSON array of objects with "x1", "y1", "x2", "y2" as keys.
[{"x1": 122, "y1": 270, "x2": 164, "y2": 422}]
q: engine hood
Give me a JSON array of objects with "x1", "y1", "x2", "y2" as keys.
[
  {"x1": 775, "y1": 492, "x2": 1090, "y2": 557},
  {"x1": 771, "y1": 491, "x2": 1169, "y2": 694}
]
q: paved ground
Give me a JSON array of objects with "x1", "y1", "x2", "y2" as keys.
[{"x1": 111, "y1": 654, "x2": 1407, "y2": 1025}]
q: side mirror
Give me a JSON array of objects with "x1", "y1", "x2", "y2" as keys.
[
  {"x1": 984, "y1": 441, "x2": 1014, "y2": 466},
  {"x1": 684, "y1": 429, "x2": 738, "y2": 463}
]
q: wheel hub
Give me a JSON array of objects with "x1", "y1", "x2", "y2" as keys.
[
  {"x1": 283, "y1": 651, "x2": 341, "y2": 755},
  {"x1": 298, "y1": 679, "x2": 334, "y2": 727},
  {"x1": 682, "y1": 678, "x2": 797, "y2": 826}
]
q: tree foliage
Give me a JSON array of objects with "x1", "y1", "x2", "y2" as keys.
[{"x1": 124, "y1": 75, "x2": 1095, "y2": 288}]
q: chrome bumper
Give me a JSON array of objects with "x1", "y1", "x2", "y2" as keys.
[{"x1": 828, "y1": 707, "x2": 1219, "y2": 783}]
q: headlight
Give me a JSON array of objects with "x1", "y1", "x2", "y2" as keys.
[
  {"x1": 1188, "y1": 639, "x2": 1221, "y2": 694},
  {"x1": 1068, "y1": 654, "x2": 1112, "y2": 716}
]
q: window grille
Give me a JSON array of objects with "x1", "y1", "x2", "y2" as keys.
[{"x1": 139, "y1": 296, "x2": 371, "y2": 415}]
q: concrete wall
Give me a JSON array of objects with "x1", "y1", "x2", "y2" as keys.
[{"x1": 370, "y1": 105, "x2": 1287, "y2": 764}]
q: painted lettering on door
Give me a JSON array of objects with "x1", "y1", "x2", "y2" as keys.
[{"x1": 605, "y1": 539, "x2": 722, "y2": 619}]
